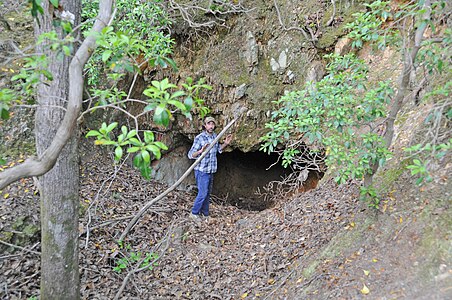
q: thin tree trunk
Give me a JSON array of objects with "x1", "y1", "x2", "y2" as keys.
[
  {"x1": 363, "y1": 0, "x2": 432, "y2": 187},
  {"x1": 35, "y1": 1, "x2": 81, "y2": 298}
]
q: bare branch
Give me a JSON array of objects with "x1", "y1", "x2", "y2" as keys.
[
  {"x1": 167, "y1": 0, "x2": 253, "y2": 30},
  {"x1": 273, "y1": 0, "x2": 316, "y2": 43},
  {"x1": 0, "y1": 240, "x2": 40, "y2": 255},
  {"x1": 326, "y1": 0, "x2": 336, "y2": 27}
]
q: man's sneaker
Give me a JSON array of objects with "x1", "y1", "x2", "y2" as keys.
[{"x1": 189, "y1": 213, "x2": 202, "y2": 222}]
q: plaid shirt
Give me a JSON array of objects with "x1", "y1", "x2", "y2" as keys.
[{"x1": 188, "y1": 131, "x2": 222, "y2": 173}]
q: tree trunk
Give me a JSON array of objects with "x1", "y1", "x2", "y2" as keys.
[
  {"x1": 363, "y1": 0, "x2": 432, "y2": 188},
  {"x1": 35, "y1": 1, "x2": 81, "y2": 299}
]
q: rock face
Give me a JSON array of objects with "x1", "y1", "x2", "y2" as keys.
[
  {"x1": 142, "y1": 0, "x2": 363, "y2": 153},
  {"x1": 149, "y1": 0, "x2": 360, "y2": 194}
]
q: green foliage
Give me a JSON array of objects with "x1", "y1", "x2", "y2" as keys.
[
  {"x1": 86, "y1": 123, "x2": 168, "y2": 179},
  {"x1": 4, "y1": 0, "x2": 212, "y2": 183},
  {"x1": 28, "y1": 0, "x2": 44, "y2": 18},
  {"x1": 418, "y1": 28, "x2": 451, "y2": 75},
  {"x1": 346, "y1": 0, "x2": 449, "y2": 51},
  {"x1": 345, "y1": 1, "x2": 395, "y2": 49},
  {"x1": 85, "y1": 75, "x2": 211, "y2": 178},
  {"x1": 0, "y1": 89, "x2": 15, "y2": 120},
  {"x1": 359, "y1": 185, "x2": 380, "y2": 209},
  {"x1": 342, "y1": 0, "x2": 451, "y2": 194},
  {"x1": 113, "y1": 241, "x2": 159, "y2": 273},
  {"x1": 405, "y1": 25, "x2": 451, "y2": 186},
  {"x1": 82, "y1": 0, "x2": 174, "y2": 86},
  {"x1": 405, "y1": 140, "x2": 451, "y2": 185},
  {"x1": 143, "y1": 77, "x2": 212, "y2": 126},
  {"x1": 261, "y1": 54, "x2": 394, "y2": 186},
  {"x1": 0, "y1": 5, "x2": 79, "y2": 117}
]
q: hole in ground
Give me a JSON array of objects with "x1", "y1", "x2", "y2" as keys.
[
  {"x1": 214, "y1": 150, "x2": 322, "y2": 211},
  {"x1": 153, "y1": 143, "x2": 323, "y2": 212}
]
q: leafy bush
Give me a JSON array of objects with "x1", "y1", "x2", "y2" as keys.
[{"x1": 261, "y1": 54, "x2": 393, "y2": 186}]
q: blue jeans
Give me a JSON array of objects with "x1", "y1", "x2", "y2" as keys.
[{"x1": 192, "y1": 170, "x2": 213, "y2": 216}]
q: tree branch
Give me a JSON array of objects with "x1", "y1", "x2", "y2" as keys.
[
  {"x1": 0, "y1": 0, "x2": 114, "y2": 190},
  {"x1": 273, "y1": 0, "x2": 316, "y2": 43}
]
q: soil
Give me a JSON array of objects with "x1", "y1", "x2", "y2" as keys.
[{"x1": 1, "y1": 139, "x2": 450, "y2": 300}]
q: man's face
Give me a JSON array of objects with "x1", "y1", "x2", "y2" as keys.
[{"x1": 205, "y1": 121, "x2": 215, "y2": 133}]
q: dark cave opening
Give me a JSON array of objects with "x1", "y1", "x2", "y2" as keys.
[
  {"x1": 213, "y1": 150, "x2": 291, "y2": 211},
  {"x1": 154, "y1": 142, "x2": 324, "y2": 212}
]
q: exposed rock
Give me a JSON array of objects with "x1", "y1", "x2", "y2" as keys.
[
  {"x1": 244, "y1": 31, "x2": 259, "y2": 73},
  {"x1": 306, "y1": 60, "x2": 325, "y2": 83},
  {"x1": 334, "y1": 36, "x2": 353, "y2": 55},
  {"x1": 234, "y1": 83, "x2": 247, "y2": 100}
]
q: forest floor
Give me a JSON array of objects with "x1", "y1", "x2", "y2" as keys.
[{"x1": 0, "y1": 141, "x2": 450, "y2": 300}]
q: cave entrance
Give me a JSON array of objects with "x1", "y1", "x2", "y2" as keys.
[
  {"x1": 213, "y1": 150, "x2": 291, "y2": 211},
  {"x1": 153, "y1": 144, "x2": 323, "y2": 211}
]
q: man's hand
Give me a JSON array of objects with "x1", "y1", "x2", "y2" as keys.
[
  {"x1": 194, "y1": 143, "x2": 210, "y2": 158},
  {"x1": 201, "y1": 143, "x2": 210, "y2": 152},
  {"x1": 224, "y1": 134, "x2": 233, "y2": 145}
]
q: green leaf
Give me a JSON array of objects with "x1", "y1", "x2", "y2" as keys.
[
  {"x1": 153, "y1": 109, "x2": 170, "y2": 127},
  {"x1": 146, "y1": 144, "x2": 161, "y2": 157},
  {"x1": 164, "y1": 57, "x2": 178, "y2": 71},
  {"x1": 106, "y1": 122, "x2": 118, "y2": 133},
  {"x1": 127, "y1": 146, "x2": 141, "y2": 153},
  {"x1": 49, "y1": 0, "x2": 59, "y2": 8},
  {"x1": 127, "y1": 130, "x2": 137, "y2": 139},
  {"x1": 154, "y1": 141, "x2": 168, "y2": 150},
  {"x1": 133, "y1": 154, "x2": 143, "y2": 168},
  {"x1": 170, "y1": 91, "x2": 185, "y2": 99},
  {"x1": 168, "y1": 100, "x2": 186, "y2": 111},
  {"x1": 30, "y1": 0, "x2": 45, "y2": 18},
  {"x1": 62, "y1": 45, "x2": 71, "y2": 56},
  {"x1": 141, "y1": 150, "x2": 150, "y2": 163},
  {"x1": 85, "y1": 130, "x2": 101, "y2": 137},
  {"x1": 62, "y1": 22, "x2": 72, "y2": 33},
  {"x1": 184, "y1": 96, "x2": 194, "y2": 109},
  {"x1": 144, "y1": 131, "x2": 154, "y2": 144},
  {"x1": 115, "y1": 146, "x2": 123, "y2": 161},
  {"x1": 129, "y1": 138, "x2": 142, "y2": 146},
  {"x1": 144, "y1": 103, "x2": 157, "y2": 112},
  {"x1": 139, "y1": 164, "x2": 152, "y2": 180},
  {"x1": 102, "y1": 50, "x2": 112, "y2": 62},
  {"x1": 1, "y1": 108, "x2": 10, "y2": 120}
]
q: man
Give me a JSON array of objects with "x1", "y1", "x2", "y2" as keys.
[{"x1": 188, "y1": 116, "x2": 232, "y2": 221}]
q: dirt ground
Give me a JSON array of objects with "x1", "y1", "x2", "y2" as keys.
[{"x1": 1, "y1": 139, "x2": 450, "y2": 299}]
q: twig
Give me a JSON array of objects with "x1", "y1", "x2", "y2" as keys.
[
  {"x1": 79, "y1": 216, "x2": 132, "y2": 237},
  {"x1": 326, "y1": 0, "x2": 336, "y2": 26},
  {"x1": 264, "y1": 269, "x2": 296, "y2": 300},
  {"x1": 392, "y1": 218, "x2": 412, "y2": 241},
  {"x1": 84, "y1": 156, "x2": 130, "y2": 249},
  {"x1": 167, "y1": 0, "x2": 253, "y2": 30},
  {"x1": 0, "y1": 240, "x2": 40, "y2": 255}
]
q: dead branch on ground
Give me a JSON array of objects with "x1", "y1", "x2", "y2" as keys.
[
  {"x1": 167, "y1": 0, "x2": 253, "y2": 30},
  {"x1": 273, "y1": 0, "x2": 317, "y2": 43}
]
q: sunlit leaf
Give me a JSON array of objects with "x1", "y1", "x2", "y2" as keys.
[{"x1": 360, "y1": 283, "x2": 370, "y2": 295}]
